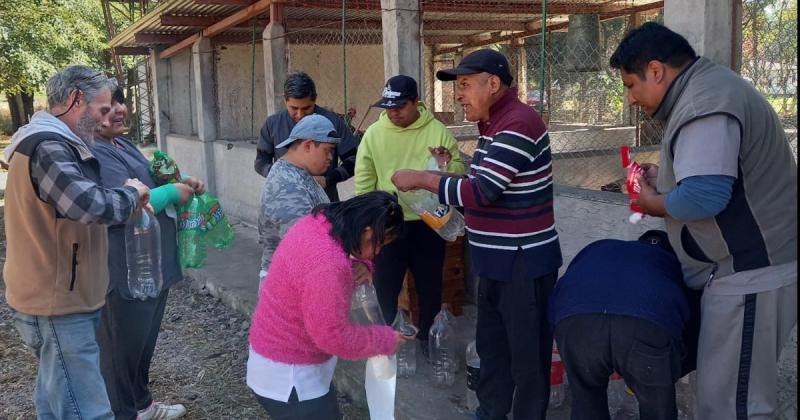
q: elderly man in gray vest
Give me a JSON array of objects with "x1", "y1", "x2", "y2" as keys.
[
  {"x1": 4, "y1": 66, "x2": 149, "y2": 419},
  {"x1": 610, "y1": 23, "x2": 796, "y2": 419}
]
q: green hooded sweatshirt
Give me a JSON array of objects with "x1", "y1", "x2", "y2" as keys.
[{"x1": 354, "y1": 102, "x2": 465, "y2": 221}]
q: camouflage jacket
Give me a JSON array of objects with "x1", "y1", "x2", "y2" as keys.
[{"x1": 258, "y1": 158, "x2": 330, "y2": 273}]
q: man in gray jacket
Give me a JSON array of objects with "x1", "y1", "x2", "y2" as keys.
[{"x1": 610, "y1": 23, "x2": 796, "y2": 419}]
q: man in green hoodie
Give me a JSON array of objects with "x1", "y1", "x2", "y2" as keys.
[{"x1": 355, "y1": 75, "x2": 464, "y2": 343}]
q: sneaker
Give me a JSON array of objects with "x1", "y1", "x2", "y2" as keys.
[{"x1": 138, "y1": 401, "x2": 187, "y2": 420}]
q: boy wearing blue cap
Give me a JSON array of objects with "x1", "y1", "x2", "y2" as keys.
[{"x1": 258, "y1": 114, "x2": 340, "y2": 284}]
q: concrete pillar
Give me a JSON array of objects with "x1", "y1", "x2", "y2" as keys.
[
  {"x1": 381, "y1": 0, "x2": 421, "y2": 82},
  {"x1": 622, "y1": 13, "x2": 643, "y2": 126},
  {"x1": 149, "y1": 47, "x2": 171, "y2": 150},
  {"x1": 452, "y1": 52, "x2": 465, "y2": 124},
  {"x1": 263, "y1": 2, "x2": 288, "y2": 116},
  {"x1": 191, "y1": 37, "x2": 217, "y2": 193},
  {"x1": 514, "y1": 39, "x2": 528, "y2": 103},
  {"x1": 424, "y1": 45, "x2": 435, "y2": 109},
  {"x1": 665, "y1": 0, "x2": 743, "y2": 71},
  {"x1": 192, "y1": 37, "x2": 217, "y2": 142}
]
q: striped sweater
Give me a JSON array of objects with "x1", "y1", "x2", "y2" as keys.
[{"x1": 438, "y1": 88, "x2": 562, "y2": 280}]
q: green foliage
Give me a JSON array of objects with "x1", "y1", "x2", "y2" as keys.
[{"x1": 0, "y1": 0, "x2": 110, "y2": 95}]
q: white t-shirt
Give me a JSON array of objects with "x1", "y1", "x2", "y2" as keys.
[{"x1": 246, "y1": 346, "x2": 338, "y2": 402}]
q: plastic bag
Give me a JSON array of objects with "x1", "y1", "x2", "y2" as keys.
[{"x1": 365, "y1": 355, "x2": 397, "y2": 420}]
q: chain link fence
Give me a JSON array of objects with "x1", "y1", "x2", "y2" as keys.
[{"x1": 284, "y1": 3, "x2": 386, "y2": 135}]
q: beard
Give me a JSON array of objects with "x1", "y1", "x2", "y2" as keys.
[{"x1": 75, "y1": 109, "x2": 97, "y2": 145}]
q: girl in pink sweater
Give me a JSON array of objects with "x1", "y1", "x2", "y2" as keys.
[{"x1": 247, "y1": 191, "x2": 409, "y2": 419}]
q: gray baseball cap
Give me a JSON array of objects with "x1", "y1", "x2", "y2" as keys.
[{"x1": 276, "y1": 114, "x2": 341, "y2": 149}]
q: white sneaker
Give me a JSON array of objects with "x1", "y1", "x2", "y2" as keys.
[{"x1": 137, "y1": 401, "x2": 187, "y2": 420}]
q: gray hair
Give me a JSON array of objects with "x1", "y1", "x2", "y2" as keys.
[
  {"x1": 46, "y1": 65, "x2": 114, "y2": 108},
  {"x1": 283, "y1": 71, "x2": 317, "y2": 101}
]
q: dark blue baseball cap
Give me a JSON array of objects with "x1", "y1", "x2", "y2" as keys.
[
  {"x1": 373, "y1": 75, "x2": 419, "y2": 109},
  {"x1": 436, "y1": 49, "x2": 513, "y2": 86}
]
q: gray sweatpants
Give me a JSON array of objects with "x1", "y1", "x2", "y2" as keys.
[{"x1": 696, "y1": 281, "x2": 797, "y2": 419}]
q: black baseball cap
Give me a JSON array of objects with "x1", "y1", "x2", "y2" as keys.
[
  {"x1": 373, "y1": 75, "x2": 418, "y2": 109},
  {"x1": 436, "y1": 49, "x2": 513, "y2": 86}
]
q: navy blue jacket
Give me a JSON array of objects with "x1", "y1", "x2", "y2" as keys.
[{"x1": 548, "y1": 239, "x2": 690, "y2": 338}]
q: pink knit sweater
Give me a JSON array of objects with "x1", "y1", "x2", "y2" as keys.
[{"x1": 249, "y1": 214, "x2": 397, "y2": 364}]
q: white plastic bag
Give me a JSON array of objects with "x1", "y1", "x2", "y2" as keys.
[{"x1": 365, "y1": 355, "x2": 397, "y2": 420}]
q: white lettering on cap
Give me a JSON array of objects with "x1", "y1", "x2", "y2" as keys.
[{"x1": 382, "y1": 85, "x2": 402, "y2": 99}]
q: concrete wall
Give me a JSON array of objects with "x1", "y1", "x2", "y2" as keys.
[
  {"x1": 167, "y1": 50, "x2": 196, "y2": 137},
  {"x1": 212, "y1": 141, "x2": 263, "y2": 223},
  {"x1": 216, "y1": 44, "x2": 268, "y2": 141},
  {"x1": 289, "y1": 44, "x2": 385, "y2": 128},
  {"x1": 165, "y1": 134, "x2": 212, "y2": 189}
]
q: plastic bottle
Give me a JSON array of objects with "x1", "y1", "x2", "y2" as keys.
[
  {"x1": 125, "y1": 210, "x2": 163, "y2": 300},
  {"x1": 608, "y1": 373, "x2": 639, "y2": 420},
  {"x1": 428, "y1": 304, "x2": 458, "y2": 388},
  {"x1": 176, "y1": 195, "x2": 207, "y2": 268},
  {"x1": 200, "y1": 193, "x2": 235, "y2": 249},
  {"x1": 350, "y1": 282, "x2": 386, "y2": 326},
  {"x1": 621, "y1": 145, "x2": 645, "y2": 224},
  {"x1": 466, "y1": 340, "x2": 480, "y2": 413},
  {"x1": 548, "y1": 341, "x2": 566, "y2": 409},
  {"x1": 392, "y1": 310, "x2": 418, "y2": 378}
]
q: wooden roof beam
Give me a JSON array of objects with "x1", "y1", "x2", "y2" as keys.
[
  {"x1": 160, "y1": 0, "x2": 273, "y2": 59},
  {"x1": 433, "y1": 1, "x2": 663, "y2": 55},
  {"x1": 161, "y1": 14, "x2": 268, "y2": 28},
  {"x1": 113, "y1": 46, "x2": 151, "y2": 55},
  {"x1": 134, "y1": 33, "x2": 192, "y2": 44},
  {"x1": 194, "y1": 0, "x2": 256, "y2": 5}
]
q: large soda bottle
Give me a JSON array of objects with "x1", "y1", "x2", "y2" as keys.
[
  {"x1": 176, "y1": 195, "x2": 207, "y2": 268},
  {"x1": 466, "y1": 340, "x2": 480, "y2": 413},
  {"x1": 391, "y1": 310, "x2": 418, "y2": 378},
  {"x1": 608, "y1": 373, "x2": 639, "y2": 420},
  {"x1": 125, "y1": 210, "x2": 163, "y2": 300},
  {"x1": 429, "y1": 304, "x2": 458, "y2": 388},
  {"x1": 548, "y1": 341, "x2": 567, "y2": 409},
  {"x1": 199, "y1": 193, "x2": 235, "y2": 249}
]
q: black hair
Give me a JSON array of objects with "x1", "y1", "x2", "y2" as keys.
[
  {"x1": 637, "y1": 229, "x2": 675, "y2": 255},
  {"x1": 609, "y1": 22, "x2": 697, "y2": 78},
  {"x1": 112, "y1": 86, "x2": 125, "y2": 104},
  {"x1": 284, "y1": 71, "x2": 317, "y2": 101},
  {"x1": 312, "y1": 191, "x2": 404, "y2": 256}
]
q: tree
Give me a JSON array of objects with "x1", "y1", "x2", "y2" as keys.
[{"x1": 0, "y1": 0, "x2": 110, "y2": 132}]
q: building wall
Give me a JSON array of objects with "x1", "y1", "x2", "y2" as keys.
[
  {"x1": 289, "y1": 44, "x2": 385, "y2": 129},
  {"x1": 216, "y1": 44, "x2": 268, "y2": 141},
  {"x1": 166, "y1": 49, "x2": 196, "y2": 137},
  {"x1": 212, "y1": 141, "x2": 263, "y2": 223}
]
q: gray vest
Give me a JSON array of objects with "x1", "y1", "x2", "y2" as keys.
[{"x1": 654, "y1": 57, "x2": 797, "y2": 288}]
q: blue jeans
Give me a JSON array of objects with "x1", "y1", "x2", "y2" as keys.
[{"x1": 13, "y1": 310, "x2": 114, "y2": 420}]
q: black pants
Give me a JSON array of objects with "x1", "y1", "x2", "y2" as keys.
[
  {"x1": 554, "y1": 314, "x2": 683, "y2": 420},
  {"x1": 254, "y1": 387, "x2": 340, "y2": 420},
  {"x1": 96, "y1": 288, "x2": 170, "y2": 420},
  {"x1": 373, "y1": 220, "x2": 445, "y2": 339},
  {"x1": 475, "y1": 258, "x2": 556, "y2": 420}
]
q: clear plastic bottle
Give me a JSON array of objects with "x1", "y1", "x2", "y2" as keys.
[
  {"x1": 398, "y1": 189, "x2": 465, "y2": 242},
  {"x1": 466, "y1": 340, "x2": 480, "y2": 413},
  {"x1": 548, "y1": 340, "x2": 566, "y2": 409},
  {"x1": 392, "y1": 310, "x2": 418, "y2": 378},
  {"x1": 125, "y1": 210, "x2": 163, "y2": 300},
  {"x1": 608, "y1": 373, "x2": 639, "y2": 420},
  {"x1": 429, "y1": 304, "x2": 457, "y2": 388},
  {"x1": 350, "y1": 282, "x2": 386, "y2": 326}
]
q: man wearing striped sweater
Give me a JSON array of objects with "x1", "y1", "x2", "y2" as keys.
[{"x1": 392, "y1": 49, "x2": 562, "y2": 420}]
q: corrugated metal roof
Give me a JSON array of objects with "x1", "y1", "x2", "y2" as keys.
[{"x1": 110, "y1": 0, "x2": 662, "y2": 48}]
